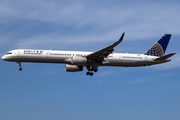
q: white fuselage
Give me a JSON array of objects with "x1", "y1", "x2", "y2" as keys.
[{"x1": 2, "y1": 49, "x2": 169, "y2": 67}]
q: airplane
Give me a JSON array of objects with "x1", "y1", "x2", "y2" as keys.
[{"x1": 2, "y1": 33, "x2": 176, "y2": 76}]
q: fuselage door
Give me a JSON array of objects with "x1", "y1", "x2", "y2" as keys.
[
  {"x1": 46, "y1": 52, "x2": 50, "y2": 57},
  {"x1": 17, "y1": 51, "x2": 20, "y2": 56}
]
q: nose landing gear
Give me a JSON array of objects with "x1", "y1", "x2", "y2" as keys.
[{"x1": 17, "y1": 62, "x2": 22, "y2": 71}]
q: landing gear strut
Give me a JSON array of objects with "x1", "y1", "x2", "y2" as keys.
[
  {"x1": 18, "y1": 62, "x2": 22, "y2": 71},
  {"x1": 86, "y1": 66, "x2": 98, "y2": 76}
]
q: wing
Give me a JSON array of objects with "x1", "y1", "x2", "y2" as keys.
[{"x1": 86, "y1": 33, "x2": 125, "y2": 62}]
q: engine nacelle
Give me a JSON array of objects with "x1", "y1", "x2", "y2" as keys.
[
  {"x1": 65, "y1": 64, "x2": 83, "y2": 72},
  {"x1": 71, "y1": 56, "x2": 87, "y2": 65}
]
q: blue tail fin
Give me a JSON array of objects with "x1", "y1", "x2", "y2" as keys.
[{"x1": 144, "y1": 34, "x2": 171, "y2": 57}]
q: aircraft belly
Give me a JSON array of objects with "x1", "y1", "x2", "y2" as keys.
[
  {"x1": 5, "y1": 55, "x2": 66, "y2": 63},
  {"x1": 102, "y1": 59, "x2": 148, "y2": 67}
]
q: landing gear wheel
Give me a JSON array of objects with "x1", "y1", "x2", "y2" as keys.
[
  {"x1": 86, "y1": 72, "x2": 93, "y2": 76},
  {"x1": 19, "y1": 68, "x2": 22, "y2": 71},
  {"x1": 86, "y1": 72, "x2": 90, "y2": 75},
  {"x1": 90, "y1": 67, "x2": 94, "y2": 71},
  {"x1": 94, "y1": 68, "x2": 98, "y2": 72},
  {"x1": 90, "y1": 72, "x2": 93, "y2": 76}
]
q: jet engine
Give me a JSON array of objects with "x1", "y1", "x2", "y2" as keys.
[{"x1": 65, "y1": 64, "x2": 83, "y2": 72}]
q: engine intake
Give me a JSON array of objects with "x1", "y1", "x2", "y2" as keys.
[{"x1": 65, "y1": 64, "x2": 83, "y2": 72}]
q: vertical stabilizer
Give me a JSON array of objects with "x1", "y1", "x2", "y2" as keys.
[{"x1": 144, "y1": 34, "x2": 171, "y2": 57}]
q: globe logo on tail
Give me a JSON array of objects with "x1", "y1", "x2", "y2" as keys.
[{"x1": 144, "y1": 43, "x2": 164, "y2": 57}]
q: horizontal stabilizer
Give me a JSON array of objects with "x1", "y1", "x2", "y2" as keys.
[{"x1": 154, "y1": 53, "x2": 176, "y2": 61}]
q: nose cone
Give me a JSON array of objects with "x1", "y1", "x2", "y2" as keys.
[{"x1": 2, "y1": 55, "x2": 7, "y2": 61}]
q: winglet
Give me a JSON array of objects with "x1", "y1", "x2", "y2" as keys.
[
  {"x1": 119, "y1": 32, "x2": 125, "y2": 41},
  {"x1": 113, "y1": 32, "x2": 125, "y2": 47}
]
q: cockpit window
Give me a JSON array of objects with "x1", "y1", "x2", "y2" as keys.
[{"x1": 6, "y1": 52, "x2": 12, "y2": 55}]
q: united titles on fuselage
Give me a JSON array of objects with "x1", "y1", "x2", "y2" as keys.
[{"x1": 24, "y1": 50, "x2": 43, "y2": 54}]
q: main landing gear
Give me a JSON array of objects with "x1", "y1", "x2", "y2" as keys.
[
  {"x1": 17, "y1": 62, "x2": 22, "y2": 71},
  {"x1": 86, "y1": 66, "x2": 98, "y2": 76}
]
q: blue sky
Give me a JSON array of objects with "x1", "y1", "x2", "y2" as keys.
[{"x1": 0, "y1": 0, "x2": 180, "y2": 120}]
